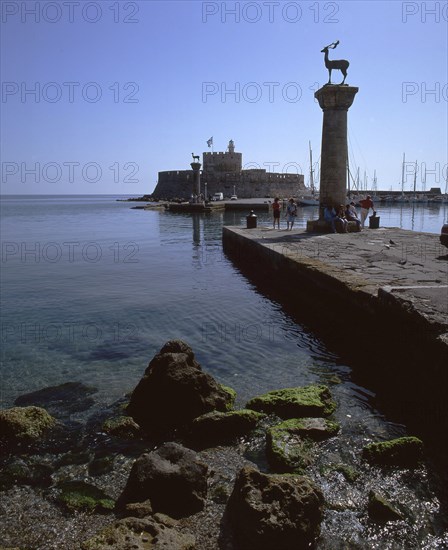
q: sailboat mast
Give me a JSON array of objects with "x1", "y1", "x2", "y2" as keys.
[
  {"x1": 413, "y1": 160, "x2": 418, "y2": 197},
  {"x1": 401, "y1": 153, "x2": 405, "y2": 196},
  {"x1": 309, "y1": 141, "x2": 314, "y2": 195},
  {"x1": 347, "y1": 152, "x2": 350, "y2": 198}
]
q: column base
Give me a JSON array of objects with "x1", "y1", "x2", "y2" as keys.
[{"x1": 306, "y1": 220, "x2": 361, "y2": 233}]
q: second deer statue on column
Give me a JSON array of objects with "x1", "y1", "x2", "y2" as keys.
[{"x1": 321, "y1": 40, "x2": 349, "y2": 85}]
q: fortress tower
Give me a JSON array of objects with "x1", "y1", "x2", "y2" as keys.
[{"x1": 203, "y1": 139, "x2": 242, "y2": 174}]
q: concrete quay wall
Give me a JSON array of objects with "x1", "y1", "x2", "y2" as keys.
[{"x1": 222, "y1": 225, "x2": 448, "y2": 434}]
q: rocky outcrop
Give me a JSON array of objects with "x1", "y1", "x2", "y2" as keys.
[
  {"x1": 266, "y1": 418, "x2": 339, "y2": 473},
  {"x1": 228, "y1": 466, "x2": 324, "y2": 550},
  {"x1": 362, "y1": 436, "x2": 424, "y2": 468},
  {"x1": 81, "y1": 514, "x2": 195, "y2": 550},
  {"x1": 187, "y1": 409, "x2": 265, "y2": 449},
  {"x1": 127, "y1": 340, "x2": 234, "y2": 435},
  {"x1": 0, "y1": 406, "x2": 57, "y2": 444},
  {"x1": 118, "y1": 442, "x2": 208, "y2": 519},
  {"x1": 246, "y1": 385, "x2": 336, "y2": 419}
]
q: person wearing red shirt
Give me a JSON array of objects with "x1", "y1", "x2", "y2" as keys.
[{"x1": 359, "y1": 195, "x2": 374, "y2": 228}]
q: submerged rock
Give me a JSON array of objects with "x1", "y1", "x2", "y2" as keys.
[
  {"x1": 187, "y1": 409, "x2": 265, "y2": 448},
  {"x1": 14, "y1": 381, "x2": 98, "y2": 416},
  {"x1": 102, "y1": 415, "x2": 142, "y2": 439},
  {"x1": 266, "y1": 418, "x2": 339, "y2": 473},
  {"x1": 368, "y1": 490, "x2": 404, "y2": 522},
  {"x1": 0, "y1": 406, "x2": 57, "y2": 444},
  {"x1": 362, "y1": 436, "x2": 424, "y2": 468},
  {"x1": 0, "y1": 459, "x2": 53, "y2": 490},
  {"x1": 246, "y1": 384, "x2": 336, "y2": 419},
  {"x1": 118, "y1": 442, "x2": 208, "y2": 519},
  {"x1": 81, "y1": 515, "x2": 195, "y2": 550},
  {"x1": 127, "y1": 340, "x2": 234, "y2": 435},
  {"x1": 228, "y1": 465, "x2": 324, "y2": 550}
]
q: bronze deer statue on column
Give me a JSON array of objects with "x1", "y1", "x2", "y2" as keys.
[{"x1": 321, "y1": 40, "x2": 349, "y2": 85}]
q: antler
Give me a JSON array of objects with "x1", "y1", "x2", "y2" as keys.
[{"x1": 323, "y1": 40, "x2": 340, "y2": 50}]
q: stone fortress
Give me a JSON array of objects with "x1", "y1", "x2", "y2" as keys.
[{"x1": 152, "y1": 140, "x2": 306, "y2": 199}]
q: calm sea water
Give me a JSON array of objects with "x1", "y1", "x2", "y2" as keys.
[
  {"x1": 1, "y1": 195, "x2": 447, "y2": 548},
  {"x1": 1, "y1": 195, "x2": 446, "y2": 410}
]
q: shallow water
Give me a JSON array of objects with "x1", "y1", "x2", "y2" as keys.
[{"x1": 1, "y1": 195, "x2": 447, "y2": 548}]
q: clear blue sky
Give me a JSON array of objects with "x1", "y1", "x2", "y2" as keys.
[{"x1": 1, "y1": 0, "x2": 447, "y2": 195}]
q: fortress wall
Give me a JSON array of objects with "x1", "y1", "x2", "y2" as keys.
[
  {"x1": 152, "y1": 169, "x2": 305, "y2": 199},
  {"x1": 152, "y1": 170, "x2": 195, "y2": 199}
]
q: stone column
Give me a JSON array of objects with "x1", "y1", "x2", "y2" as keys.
[
  {"x1": 307, "y1": 85, "x2": 358, "y2": 231},
  {"x1": 190, "y1": 162, "x2": 201, "y2": 203}
]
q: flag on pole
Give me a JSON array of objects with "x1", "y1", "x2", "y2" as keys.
[{"x1": 207, "y1": 137, "x2": 213, "y2": 148}]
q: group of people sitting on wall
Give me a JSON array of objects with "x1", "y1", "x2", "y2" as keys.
[{"x1": 324, "y1": 196, "x2": 375, "y2": 233}]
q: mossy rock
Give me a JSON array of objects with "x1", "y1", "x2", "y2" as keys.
[
  {"x1": 56, "y1": 480, "x2": 115, "y2": 512},
  {"x1": 246, "y1": 385, "x2": 336, "y2": 419},
  {"x1": 325, "y1": 463, "x2": 360, "y2": 482},
  {"x1": 267, "y1": 429, "x2": 314, "y2": 474},
  {"x1": 102, "y1": 415, "x2": 141, "y2": 439},
  {"x1": 0, "y1": 461, "x2": 53, "y2": 491},
  {"x1": 275, "y1": 418, "x2": 339, "y2": 441},
  {"x1": 220, "y1": 385, "x2": 237, "y2": 411},
  {"x1": 362, "y1": 436, "x2": 424, "y2": 468},
  {"x1": 0, "y1": 406, "x2": 57, "y2": 443},
  {"x1": 187, "y1": 409, "x2": 265, "y2": 448},
  {"x1": 368, "y1": 490, "x2": 404, "y2": 522}
]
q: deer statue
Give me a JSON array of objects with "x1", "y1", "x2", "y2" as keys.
[
  {"x1": 191, "y1": 153, "x2": 200, "y2": 163},
  {"x1": 321, "y1": 40, "x2": 349, "y2": 85}
]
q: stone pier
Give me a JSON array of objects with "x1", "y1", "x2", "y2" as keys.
[{"x1": 307, "y1": 85, "x2": 358, "y2": 232}]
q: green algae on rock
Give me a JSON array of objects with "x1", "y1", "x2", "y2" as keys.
[
  {"x1": 246, "y1": 385, "x2": 336, "y2": 419},
  {"x1": 220, "y1": 385, "x2": 237, "y2": 410},
  {"x1": 324, "y1": 463, "x2": 360, "y2": 482},
  {"x1": 0, "y1": 406, "x2": 57, "y2": 443},
  {"x1": 362, "y1": 436, "x2": 424, "y2": 468},
  {"x1": 56, "y1": 480, "x2": 115, "y2": 512},
  {"x1": 266, "y1": 418, "x2": 339, "y2": 473},
  {"x1": 187, "y1": 409, "x2": 265, "y2": 448}
]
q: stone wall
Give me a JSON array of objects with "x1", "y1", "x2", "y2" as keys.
[
  {"x1": 203, "y1": 151, "x2": 242, "y2": 173},
  {"x1": 153, "y1": 169, "x2": 305, "y2": 200}
]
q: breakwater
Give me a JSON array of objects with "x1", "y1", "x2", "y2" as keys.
[{"x1": 223, "y1": 225, "x2": 448, "y2": 441}]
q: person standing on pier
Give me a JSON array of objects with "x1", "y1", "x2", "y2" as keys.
[
  {"x1": 359, "y1": 195, "x2": 374, "y2": 228},
  {"x1": 286, "y1": 198, "x2": 297, "y2": 230},
  {"x1": 272, "y1": 197, "x2": 281, "y2": 229}
]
